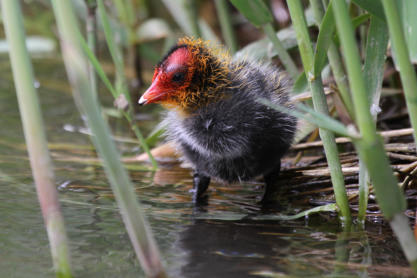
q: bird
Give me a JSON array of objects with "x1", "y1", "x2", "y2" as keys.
[{"x1": 139, "y1": 37, "x2": 297, "y2": 203}]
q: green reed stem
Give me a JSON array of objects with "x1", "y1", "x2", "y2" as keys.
[
  {"x1": 357, "y1": 16, "x2": 389, "y2": 224},
  {"x1": 380, "y1": 2, "x2": 417, "y2": 269},
  {"x1": 85, "y1": 0, "x2": 98, "y2": 100},
  {"x1": 363, "y1": 17, "x2": 389, "y2": 118},
  {"x1": 357, "y1": 160, "x2": 369, "y2": 224},
  {"x1": 51, "y1": 1, "x2": 166, "y2": 277},
  {"x1": 96, "y1": 0, "x2": 157, "y2": 169},
  {"x1": 185, "y1": 0, "x2": 201, "y2": 37},
  {"x1": 97, "y1": 0, "x2": 132, "y2": 107},
  {"x1": 79, "y1": 32, "x2": 158, "y2": 169},
  {"x1": 1, "y1": 1, "x2": 72, "y2": 277},
  {"x1": 113, "y1": 0, "x2": 135, "y2": 31},
  {"x1": 214, "y1": 0, "x2": 238, "y2": 54},
  {"x1": 332, "y1": 0, "x2": 417, "y2": 272},
  {"x1": 310, "y1": 0, "x2": 355, "y2": 120},
  {"x1": 229, "y1": 0, "x2": 298, "y2": 79},
  {"x1": 287, "y1": 0, "x2": 351, "y2": 223},
  {"x1": 381, "y1": 0, "x2": 417, "y2": 145},
  {"x1": 262, "y1": 23, "x2": 299, "y2": 80}
]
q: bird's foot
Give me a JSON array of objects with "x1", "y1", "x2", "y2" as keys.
[
  {"x1": 260, "y1": 162, "x2": 281, "y2": 204},
  {"x1": 192, "y1": 172, "x2": 210, "y2": 204}
]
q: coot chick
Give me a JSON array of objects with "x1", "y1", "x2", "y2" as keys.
[{"x1": 139, "y1": 37, "x2": 297, "y2": 203}]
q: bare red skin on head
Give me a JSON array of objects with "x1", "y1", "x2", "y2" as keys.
[
  {"x1": 164, "y1": 47, "x2": 191, "y2": 70},
  {"x1": 142, "y1": 47, "x2": 195, "y2": 105}
]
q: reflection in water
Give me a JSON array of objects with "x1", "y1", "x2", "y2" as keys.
[
  {"x1": 175, "y1": 215, "x2": 412, "y2": 277},
  {"x1": 178, "y1": 219, "x2": 290, "y2": 278}
]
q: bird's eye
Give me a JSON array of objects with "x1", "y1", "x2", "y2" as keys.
[{"x1": 172, "y1": 71, "x2": 185, "y2": 83}]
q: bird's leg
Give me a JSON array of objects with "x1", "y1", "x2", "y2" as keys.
[
  {"x1": 192, "y1": 171, "x2": 211, "y2": 203},
  {"x1": 261, "y1": 160, "x2": 281, "y2": 203}
]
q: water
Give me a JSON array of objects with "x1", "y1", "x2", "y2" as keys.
[{"x1": 0, "y1": 56, "x2": 412, "y2": 277}]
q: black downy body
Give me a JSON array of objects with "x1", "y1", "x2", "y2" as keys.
[{"x1": 164, "y1": 59, "x2": 297, "y2": 202}]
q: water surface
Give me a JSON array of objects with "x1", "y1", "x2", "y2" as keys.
[{"x1": 0, "y1": 57, "x2": 411, "y2": 278}]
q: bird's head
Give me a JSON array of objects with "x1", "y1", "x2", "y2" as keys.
[{"x1": 139, "y1": 37, "x2": 231, "y2": 112}]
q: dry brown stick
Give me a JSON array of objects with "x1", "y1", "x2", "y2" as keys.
[
  {"x1": 294, "y1": 128, "x2": 319, "y2": 164},
  {"x1": 385, "y1": 143, "x2": 416, "y2": 153},
  {"x1": 289, "y1": 87, "x2": 333, "y2": 103},
  {"x1": 290, "y1": 87, "x2": 402, "y2": 103},
  {"x1": 292, "y1": 128, "x2": 415, "y2": 150},
  {"x1": 380, "y1": 127, "x2": 415, "y2": 138},
  {"x1": 299, "y1": 166, "x2": 359, "y2": 177},
  {"x1": 387, "y1": 152, "x2": 417, "y2": 161},
  {"x1": 296, "y1": 184, "x2": 359, "y2": 196},
  {"x1": 292, "y1": 137, "x2": 351, "y2": 150},
  {"x1": 399, "y1": 161, "x2": 417, "y2": 173}
]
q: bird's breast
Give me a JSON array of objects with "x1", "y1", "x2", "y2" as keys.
[{"x1": 171, "y1": 113, "x2": 248, "y2": 161}]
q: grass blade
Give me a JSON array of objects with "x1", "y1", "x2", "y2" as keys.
[
  {"x1": 351, "y1": 0, "x2": 385, "y2": 21},
  {"x1": 214, "y1": 0, "x2": 238, "y2": 54},
  {"x1": 332, "y1": 0, "x2": 417, "y2": 272},
  {"x1": 258, "y1": 99, "x2": 358, "y2": 139},
  {"x1": 229, "y1": 0, "x2": 272, "y2": 27},
  {"x1": 51, "y1": 1, "x2": 166, "y2": 276},
  {"x1": 97, "y1": 0, "x2": 131, "y2": 106},
  {"x1": 292, "y1": 71, "x2": 308, "y2": 94},
  {"x1": 313, "y1": 0, "x2": 335, "y2": 75},
  {"x1": 287, "y1": 0, "x2": 351, "y2": 223},
  {"x1": 252, "y1": 204, "x2": 337, "y2": 220},
  {"x1": 399, "y1": 0, "x2": 417, "y2": 64},
  {"x1": 77, "y1": 7, "x2": 157, "y2": 169},
  {"x1": 311, "y1": 0, "x2": 355, "y2": 120},
  {"x1": 85, "y1": 0, "x2": 98, "y2": 100},
  {"x1": 2, "y1": 0, "x2": 73, "y2": 276},
  {"x1": 262, "y1": 23, "x2": 299, "y2": 79},
  {"x1": 161, "y1": 0, "x2": 219, "y2": 42},
  {"x1": 382, "y1": 0, "x2": 417, "y2": 151},
  {"x1": 234, "y1": 27, "x2": 298, "y2": 60},
  {"x1": 357, "y1": 16, "x2": 389, "y2": 223},
  {"x1": 332, "y1": 0, "x2": 406, "y2": 217},
  {"x1": 230, "y1": 0, "x2": 298, "y2": 79},
  {"x1": 184, "y1": 0, "x2": 201, "y2": 37}
]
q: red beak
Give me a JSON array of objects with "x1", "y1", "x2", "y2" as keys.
[{"x1": 138, "y1": 75, "x2": 166, "y2": 105}]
